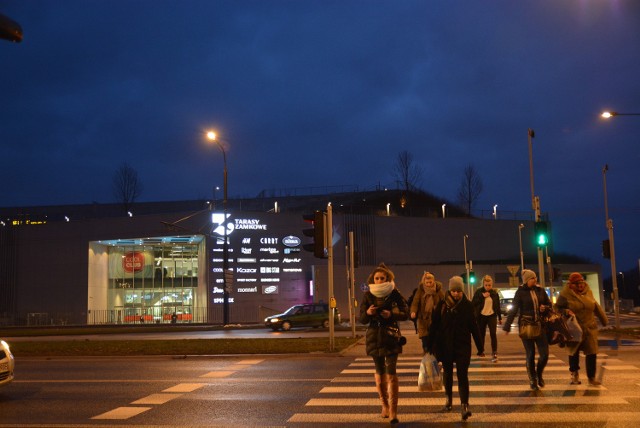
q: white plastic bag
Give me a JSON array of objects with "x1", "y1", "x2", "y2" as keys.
[
  {"x1": 418, "y1": 352, "x2": 443, "y2": 392},
  {"x1": 565, "y1": 314, "x2": 583, "y2": 343}
]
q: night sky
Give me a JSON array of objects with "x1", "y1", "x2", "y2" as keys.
[{"x1": 1, "y1": 1, "x2": 639, "y2": 273}]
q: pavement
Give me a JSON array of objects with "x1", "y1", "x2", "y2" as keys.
[{"x1": 341, "y1": 319, "x2": 637, "y2": 358}]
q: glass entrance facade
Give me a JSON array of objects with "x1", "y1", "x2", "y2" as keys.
[{"x1": 88, "y1": 235, "x2": 206, "y2": 324}]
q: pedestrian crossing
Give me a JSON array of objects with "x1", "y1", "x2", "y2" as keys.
[{"x1": 288, "y1": 353, "x2": 640, "y2": 426}]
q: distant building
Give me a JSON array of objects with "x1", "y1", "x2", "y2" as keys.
[{"x1": 0, "y1": 189, "x2": 602, "y2": 326}]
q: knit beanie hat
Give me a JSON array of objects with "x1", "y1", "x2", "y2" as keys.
[
  {"x1": 521, "y1": 269, "x2": 536, "y2": 284},
  {"x1": 568, "y1": 272, "x2": 585, "y2": 285},
  {"x1": 448, "y1": 276, "x2": 464, "y2": 292}
]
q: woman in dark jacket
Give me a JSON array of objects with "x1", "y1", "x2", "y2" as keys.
[
  {"x1": 503, "y1": 269, "x2": 552, "y2": 390},
  {"x1": 427, "y1": 276, "x2": 483, "y2": 421},
  {"x1": 359, "y1": 263, "x2": 408, "y2": 424}
]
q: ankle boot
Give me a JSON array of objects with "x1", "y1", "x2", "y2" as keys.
[
  {"x1": 537, "y1": 372, "x2": 545, "y2": 388},
  {"x1": 570, "y1": 371, "x2": 581, "y2": 385},
  {"x1": 374, "y1": 374, "x2": 389, "y2": 418},
  {"x1": 387, "y1": 374, "x2": 399, "y2": 424},
  {"x1": 528, "y1": 370, "x2": 539, "y2": 390},
  {"x1": 461, "y1": 403, "x2": 472, "y2": 420},
  {"x1": 441, "y1": 394, "x2": 452, "y2": 412}
]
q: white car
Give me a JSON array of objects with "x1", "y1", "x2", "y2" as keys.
[{"x1": 0, "y1": 339, "x2": 15, "y2": 387}]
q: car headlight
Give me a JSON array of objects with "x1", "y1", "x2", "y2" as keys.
[
  {"x1": 507, "y1": 304, "x2": 513, "y2": 311},
  {"x1": 1, "y1": 340, "x2": 10, "y2": 352},
  {"x1": 269, "y1": 318, "x2": 280, "y2": 323}
]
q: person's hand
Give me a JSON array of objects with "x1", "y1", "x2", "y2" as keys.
[
  {"x1": 379, "y1": 309, "x2": 391, "y2": 319},
  {"x1": 566, "y1": 309, "x2": 575, "y2": 317},
  {"x1": 482, "y1": 292, "x2": 489, "y2": 298},
  {"x1": 367, "y1": 305, "x2": 377, "y2": 316},
  {"x1": 410, "y1": 312, "x2": 416, "y2": 319},
  {"x1": 540, "y1": 304, "x2": 548, "y2": 312},
  {"x1": 498, "y1": 319, "x2": 502, "y2": 325}
]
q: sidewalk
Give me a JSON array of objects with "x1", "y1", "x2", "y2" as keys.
[{"x1": 342, "y1": 320, "x2": 631, "y2": 358}]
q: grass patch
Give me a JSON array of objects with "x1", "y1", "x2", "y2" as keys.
[{"x1": 9, "y1": 336, "x2": 362, "y2": 357}]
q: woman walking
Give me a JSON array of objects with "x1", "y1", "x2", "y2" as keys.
[
  {"x1": 555, "y1": 272, "x2": 608, "y2": 386},
  {"x1": 471, "y1": 275, "x2": 502, "y2": 362},
  {"x1": 427, "y1": 276, "x2": 483, "y2": 421},
  {"x1": 503, "y1": 269, "x2": 552, "y2": 390},
  {"x1": 410, "y1": 272, "x2": 444, "y2": 353},
  {"x1": 359, "y1": 263, "x2": 408, "y2": 424}
]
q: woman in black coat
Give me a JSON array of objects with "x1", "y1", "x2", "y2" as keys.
[
  {"x1": 359, "y1": 263, "x2": 408, "y2": 424},
  {"x1": 503, "y1": 269, "x2": 552, "y2": 390},
  {"x1": 428, "y1": 276, "x2": 483, "y2": 421}
]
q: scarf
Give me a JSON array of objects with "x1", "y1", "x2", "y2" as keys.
[
  {"x1": 444, "y1": 291, "x2": 461, "y2": 311},
  {"x1": 422, "y1": 285, "x2": 436, "y2": 317},
  {"x1": 530, "y1": 287, "x2": 539, "y2": 321},
  {"x1": 369, "y1": 281, "x2": 394, "y2": 298}
]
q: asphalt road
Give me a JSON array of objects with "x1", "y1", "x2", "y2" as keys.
[{"x1": 2, "y1": 317, "x2": 640, "y2": 427}]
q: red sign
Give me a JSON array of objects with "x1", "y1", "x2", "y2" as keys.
[{"x1": 123, "y1": 251, "x2": 145, "y2": 273}]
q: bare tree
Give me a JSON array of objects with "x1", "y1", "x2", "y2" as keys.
[
  {"x1": 393, "y1": 150, "x2": 423, "y2": 192},
  {"x1": 112, "y1": 162, "x2": 142, "y2": 212},
  {"x1": 457, "y1": 164, "x2": 483, "y2": 216}
]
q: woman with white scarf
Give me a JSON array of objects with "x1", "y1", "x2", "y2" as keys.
[
  {"x1": 359, "y1": 263, "x2": 408, "y2": 425},
  {"x1": 410, "y1": 272, "x2": 445, "y2": 353}
]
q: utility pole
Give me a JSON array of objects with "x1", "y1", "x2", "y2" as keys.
[{"x1": 528, "y1": 128, "x2": 546, "y2": 287}]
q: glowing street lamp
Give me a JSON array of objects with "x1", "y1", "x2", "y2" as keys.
[
  {"x1": 601, "y1": 111, "x2": 640, "y2": 118},
  {"x1": 207, "y1": 131, "x2": 230, "y2": 326}
]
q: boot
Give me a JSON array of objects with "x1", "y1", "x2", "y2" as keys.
[
  {"x1": 537, "y1": 372, "x2": 545, "y2": 388},
  {"x1": 387, "y1": 374, "x2": 399, "y2": 424},
  {"x1": 527, "y1": 369, "x2": 539, "y2": 390},
  {"x1": 570, "y1": 371, "x2": 581, "y2": 385},
  {"x1": 588, "y1": 377, "x2": 602, "y2": 386},
  {"x1": 374, "y1": 374, "x2": 389, "y2": 418},
  {"x1": 441, "y1": 394, "x2": 452, "y2": 412},
  {"x1": 461, "y1": 403, "x2": 472, "y2": 421}
]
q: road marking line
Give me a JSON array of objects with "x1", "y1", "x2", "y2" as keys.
[
  {"x1": 162, "y1": 383, "x2": 206, "y2": 393},
  {"x1": 201, "y1": 371, "x2": 236, "y2": 378},
  {"x1": 305, "y1": 396, "x2": 627, "y2": 406},
  {"x1": 237, "y1": 359, "x2": 264, "y2": 364},
  {"x1": 131, "y1": 393, "x2": 183, "y2": 404},
  {"x1": 288, "y1": 412, "x2": 640, "y2": 423},
  {"x1": 341, "y1": 366, "x2": 613, "y2": 374},
  {"x1": 320, "y1": 384, "x2": 607, "y2": 393},
  {"x1": 91, "y1": 406, "x2": 152, "y2": 420},
  {"x1": 224, "y1": 365, "x2": 252, "y2": 371}
]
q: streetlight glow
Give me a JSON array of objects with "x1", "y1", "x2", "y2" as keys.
[
  {"x1": 206, "y1": 131, "x2": 216, "y2": 141},
  {"x1": 601, "y1": 111, "x2": 614, "y2": 119}
]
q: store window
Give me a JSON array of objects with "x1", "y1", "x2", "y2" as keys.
[{"x1": 99, "y1": 235, "x2": 203, "y2": 324}]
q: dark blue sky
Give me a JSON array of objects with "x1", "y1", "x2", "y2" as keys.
[{"x1": 1, "y1": 1, "x2": 639, "y2": 272}]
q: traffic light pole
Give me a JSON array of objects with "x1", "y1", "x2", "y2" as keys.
[
  {"x1": 326, "y1": 204, "x2": 335, "y2": 351},
  {"x1": 603, "y1": 165, "x2": 621, "y2": 330},
  {"x1": 528, "y1": 129, "x2": 546, "y2": 287}
]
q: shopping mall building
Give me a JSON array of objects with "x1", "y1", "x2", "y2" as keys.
[{"x1": 0, "y1": 190, "x2": 603, "y2": 326}]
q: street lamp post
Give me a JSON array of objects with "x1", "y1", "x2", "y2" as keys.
[
  {"x1": 527, "y1": 128, "x2": 546, "y2": 287},
  {"x1": 602, "y1": 164, "x2": 620, "y2": 330},
  {"x1": 518, "y1": 223, "x2": 525, "y2": 273},
  {"x1": 463, "y1": 234, "x2": 470, "y2": 298},
  {"x1": 207, "y1": 131, "x2": 230, "y2": 326}
]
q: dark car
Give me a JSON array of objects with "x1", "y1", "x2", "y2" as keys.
[
  {"x1": 265, "y1": 303, "x2": 341, "y2": 331},
  {"x1": 500, "y1": 298, "x2": 514, "y2": 316}
]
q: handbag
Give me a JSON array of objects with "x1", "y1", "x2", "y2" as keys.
[
  {"x1": 384, "y1": 324, "x2": 407, "y2": 346},
  {"x1": 418, "y1": 352, "x2": 443, "y2": 391},
  {"x1": 518, "y1": 315, "x2": 542, "y2": 339},
  {"x1": 564, "y1": 314, "x2": 583, "y2": 343}
]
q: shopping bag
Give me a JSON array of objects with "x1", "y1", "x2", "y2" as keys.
[
  {"x1": 564, "y1": 314, "x2": 582, "y2": 343},
  {"x1": 418, "y1": 352, "x2": 443, "y2": 392},
  {"x1": 543, "y1": 310, "x2": 572, "y2": 345}
]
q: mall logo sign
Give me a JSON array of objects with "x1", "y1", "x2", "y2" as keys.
[{"x1": 282, "y1": 235, "x2": 301, "y2": 247}]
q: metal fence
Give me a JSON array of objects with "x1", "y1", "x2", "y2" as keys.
[{"x1": 0, "y1": 305, "x2": 284, "y2": 327}]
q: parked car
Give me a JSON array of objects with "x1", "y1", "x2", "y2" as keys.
[
  {"x1": 500, "y1": 298, "x2": 514, "y2": 316},
  {"x1": 265, "y1": 303, "x2": 341, "y2": 331},
  {"x1": 0, "y1": 339, "x2": 15, "y2": 387}
]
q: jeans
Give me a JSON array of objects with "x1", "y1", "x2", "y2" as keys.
[
  {"x1": 478, "y1": 314, "x2": 498, "y2": 354},
  {"x1": 521, "y1": 333, "x2": 549, "y2": 377},
  {"x1": 442, "y1": 355, "x2": 471, "y2": 405}
]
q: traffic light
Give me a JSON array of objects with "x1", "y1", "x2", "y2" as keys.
[
  {"x1": 534, "y1": 221, "x2": 549, "y2": 247},
  {"x1": 302, "y1": 211, "x2": 326, "y2": 258},
  {"x1": 602, "y1": 239, "x2": 611, "y2": 259},
  {"x1": 460, "y1": 271, "x2": 476, "y2": 285}
]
